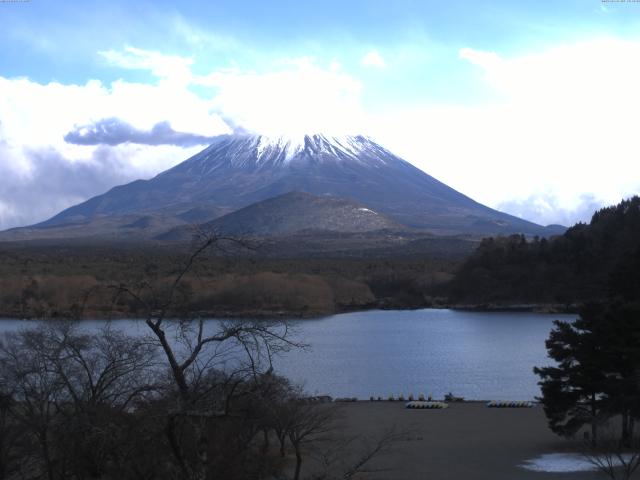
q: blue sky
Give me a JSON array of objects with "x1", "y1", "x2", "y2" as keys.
[
  {"x1": 3, "y1": 0, "x2": 634, "y2": 102},
  {"x1": 1, "y1": 0, "x2": 639, "y2": 229}
]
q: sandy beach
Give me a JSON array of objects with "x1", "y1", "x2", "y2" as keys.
[{"x1": 322, "y1": 402, "x2": 603, "y2": 480}]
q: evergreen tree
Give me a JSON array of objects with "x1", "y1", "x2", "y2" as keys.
[
  {"x1": 535, "y1": 302, "x2": 640, "y2": 445},
  {"x1": 598, "y1": 302, "x2": 640, "y2": 446},
  {"x1": 534, "y1": 305, "x2": 610, "y2": 443}
]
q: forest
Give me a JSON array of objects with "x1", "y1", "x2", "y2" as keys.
[
  {"x1": 3, "y1": 197, "x2": 640, "y2": 319},
  {"x1": 447, "y1": 196, "x2": 640, "y2": 307},
  {"x1": 0, "y1": 243, "x2": 458, "y2": 320}
]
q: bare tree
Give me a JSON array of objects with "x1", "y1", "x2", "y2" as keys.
[
  {"x1": 0, "y1": 322, "x2": 158, "y2": 480},
  {"x1": 108, "y1": 232, "x2": 302, "y2": 479},
  {"x1": 0, "y1": 390, "x2": 21, "y2": 480},
  {"x1": 108, "y1": 233, "x2": 297, "y2": 399},
  {"x1": 309, "y1": 427, "x2": 405, "y2": 480},
  {"x1": 35, "y1": 322, "x2": 158, "y2": 410},
  {"x1": 0, "y1": 232, "x2": 399, "y2": 480},
  {"x1": 286, "y1": 402, "x2": 340, "y2": 480},
  {"x1": 583, "y1": 421, "x2": 640, "y2": 480},
  {"x1": 0, "y1": 328, "x2": 66, "y2": 480}
]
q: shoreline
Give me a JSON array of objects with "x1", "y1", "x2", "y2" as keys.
[
  {"x1": 0, "y1": 302, "x2": 580, "y2": 321},
  {"x1": 446, "y1": 302, "x2": 579, "y2": 314}
]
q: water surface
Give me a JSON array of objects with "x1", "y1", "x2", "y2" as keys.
[{"x1": 0, "y1": 309, "x2": 575, "y2": 400}]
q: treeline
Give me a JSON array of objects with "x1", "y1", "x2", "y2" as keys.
[
  {"x1": 0, "y1": 247, "x2": 457, "y2": 319},
  {"x1": 447, "y1": 196, "x2": 640, "y2": 306}
]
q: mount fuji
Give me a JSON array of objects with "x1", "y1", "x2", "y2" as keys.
[{"x1": 1, "y1": 133, "x2": 564, "y2": 243}]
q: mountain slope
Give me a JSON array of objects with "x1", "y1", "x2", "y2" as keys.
[
  {"x1": 24, "y1": 134, "x2": 559, "y2": 237},
  {"x1": 161, "y1": 191, "x2": 401, "y2": 239},
  {"x1": 0, "y1": 213, "x2": 187, "y2": 243}
]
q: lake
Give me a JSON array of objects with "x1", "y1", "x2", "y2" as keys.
[{"x1": 0, "y1": 309, "x2": 575, "y2": 401}]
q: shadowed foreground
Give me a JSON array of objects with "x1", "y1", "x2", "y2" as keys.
[{"x1": 323, "y1": 402, "x2": 602, "y2": 480}]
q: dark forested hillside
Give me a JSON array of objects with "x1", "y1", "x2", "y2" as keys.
[
  {"x1": 447, "y1": 196, "x2": 640, "y2": 306},
  {"x1": 0, "y1": 243, "x2": 462, "y2": 319}
]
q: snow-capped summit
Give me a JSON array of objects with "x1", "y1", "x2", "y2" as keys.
[
  {"x1": 255, "y1": 133, "x2": 379, "y2": 163},
  {"x1": 175, "y1": 133, "x2": 393, "y2": 174},
  {"x1": 33, "y1": 132, "x2": 560, "y2": 237}
]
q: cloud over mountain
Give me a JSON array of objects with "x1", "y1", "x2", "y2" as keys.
[
  {"x1": 497, "y1": 193, "x2": 608, "y2": 227},
  {"x1": 0, "y1": 144, "x2": 138, "y2": 231},
  {"x1": 64, "y1": 118, "x2": 218, "y2": 147},
  {"x1": 2, "y1": 34, "x2": 639, "y2": 231}
]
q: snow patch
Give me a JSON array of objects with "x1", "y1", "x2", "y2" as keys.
[
  {"x1": 519, "y1": 453, "x2": 635, "y2": 473},
  {"x1": 357, "y1": 207, "x2": 377, "y2": 214},
  {"x1": 256, "y1": 135, "x2": 305, "y2": 161}
]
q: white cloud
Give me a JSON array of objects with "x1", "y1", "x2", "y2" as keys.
[
  {"x1": 0, "y1": 49, "x2": 366, "y2": 229},
  {"x1": 0, "y1": 73, "x2": 227, "y2": 151},
  {"x1": 97, "y1": 49, "x2": 366, "y2": 136},
  {"x1": 99, "y1": 46, "x2": 194, "y2": 86},
  {"x1": 3, "y1": 39, "x2": 640, "y2": 230},
  {"x1": 98, "y1": 48, "x2": 366, "y2": 136},
  {"x1": 197, "y1": 56, "x2": 365, "y2": 136},
  {"x1": 0, "y1": 142, "x2": 204, "y2": 230},
  {"x1": 361, "y1": 49, "x2": 386, "y2": 68},
  {"x1": 0, "y1": 54, "x2": 229, "y2": 229},
  {"x1": 172, "y1": 16, "x2": 240, "y2": 52},
  {"x1": 371, "y1": 37, "x2": 640, "y2": 225},
  {"x1": 497, "y1": 192, "x2": 606, "y2": 226}
]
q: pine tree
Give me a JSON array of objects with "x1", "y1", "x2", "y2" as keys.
[
  {"x1": 535, "y1": 302, "x2": 640, "y2": 445},
  {"x1": 534, "y1": 304, "x2": 611, "y2": 443},
  {"x1": 598, "y1": 303, "x2": 640, "y2": 446}
]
